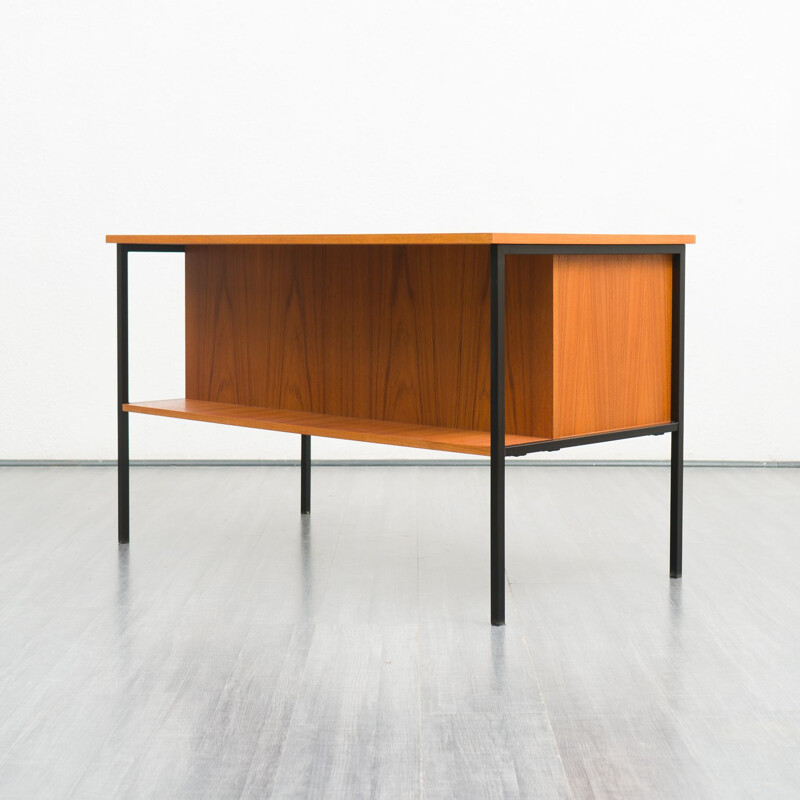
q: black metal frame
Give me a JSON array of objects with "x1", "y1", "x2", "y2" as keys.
[
  {"x1": 117, "y1": 244, "x2": 185, "y2": 544},
  {"x1": 669, "y1": 249, "x2": 685, "y2": 578},
  {"x1": 505, "y1": 423, "x2": 677, "y2": 457},
  {"x1": 117, "y1": 242, "x2": 686, "y2": 626},
  {"x1": 301, "y1": 434, "x2": 311, "y2": 514},
  {"x1": 488, "y1": 243, "x2": 686, "y2": 625},
  {"x1": 117, "y1": 242, "x2": 314, "y2": 544},
  {"x1": 117, "y1": 245, "x2": 130, "y2": 544},
  {"x1": 490, "y1": 246, "x2": 506, "y2": 625}
]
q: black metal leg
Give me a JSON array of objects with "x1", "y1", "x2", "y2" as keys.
[
  {"x1": 301, "y1": 434, "x2": 311, "y2": 515},
  {"x1": 117, "y1": 245, "x2": 130, "y2": 545},
  {"x1": 490, "y1": 245, "x2": 505, "y2": 625},
  {"x1": 670, "y1": 428, "x2": 683, "y2": 577},
  {"x1": 670, "y1": 248, "x2": 685, "y2": 577}
]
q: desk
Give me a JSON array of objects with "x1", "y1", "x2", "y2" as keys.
[{"x1": 108, "y1": 233, "x2": 694, "y2": 625}]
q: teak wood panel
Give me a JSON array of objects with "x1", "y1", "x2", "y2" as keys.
[
  {"x1": 552, "y1": 254, "x2": 672, "y2": 437},
  {"x1": 123, "y1": 399, "x2": 541, "y2": 456},
  {"x1": 186, "y1": 244, "x2": 498, "y2": 432},
  {"x1": 185, "y1": 245, "x2": 672, "y2": 440},
  {"x1": 108, "y1": 233, "x2": 696, "y2": 245},
  {"x1": 505, "y1": 255, "x2": 554, "y2": 438}
]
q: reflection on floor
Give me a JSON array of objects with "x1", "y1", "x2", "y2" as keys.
[{"x1": 0, "y1": 465, "x2": 798, "y2": 798}]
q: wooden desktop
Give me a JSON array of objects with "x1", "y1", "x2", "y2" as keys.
[{"x1": 108, "y1": 233, "x2": 694, "y2": 624}]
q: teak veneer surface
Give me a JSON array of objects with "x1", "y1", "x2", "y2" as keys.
[
  {"x1": 108, "y1": 233, "x2": 695, "y2": 245},
  {"x1": 505, "y1": 255, "x2": 554, "y2": 438},
  {"x1": 183, "y1": 244, "x2": 674, "y2": 440},
  {"x1": 552, "y1": 254, "x2": 672, "y2": 436},
  {"x1": 185, "y1": 244, "x2": 497, "y2": 432},
  {"x1": 122, "y1": 399, "x2": 540, "y2": 456}
]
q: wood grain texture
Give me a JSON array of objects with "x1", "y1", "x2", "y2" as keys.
[
  {"x1": 187, "y1": 244, "x2": 569, "y2": 438},
  {"x1": 178, "y1": 245, "x2": 674, "y2": 448},
  {"x1": 552, "y1": 254, "x2": 672, "y2": 437},
  {"x1": 107, "y1": 233, "x2": 696, "y2": 245},
  {"x1": 185, "y1": 244, "x2": 494, "y2": 431},
  {"x1": 505, "y1": 255, "x2": 555, "y2": 439},
  {"x1": 3, "y1": 465, "x2": 800, "y2": 798},
  {"x1": 123, "y1": 399, "x2": 541, "y2": 456}
]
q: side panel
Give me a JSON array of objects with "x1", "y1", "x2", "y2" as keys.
[{"x1": 553, "y1": 254, "x2": 672, "y2": 437}]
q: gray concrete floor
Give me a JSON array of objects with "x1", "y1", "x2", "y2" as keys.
[{"x1": 0, "y1": 465, "x2": 798, "y2": 799}]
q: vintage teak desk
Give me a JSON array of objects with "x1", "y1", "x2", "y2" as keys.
[{"x1": 108, "y1": 233, "x2": 694, "y2": 625}]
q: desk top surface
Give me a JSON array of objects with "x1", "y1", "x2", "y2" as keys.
[{"x1": 106, "y1": 233, "x2": 695, "y2": 246}]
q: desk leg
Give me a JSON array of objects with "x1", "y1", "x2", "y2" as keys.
[
  {"x1": 301, "y1": 434, "x2": 311, "y2": 515},
  {"x1": 670, "y1": 428, "x2": 683, "y2": 576},
  {"x1": 117, "y1": 245, "x2": 130, "y2": 545},
  {"x1": 670, "y1": 248, "x2": 685, "y2": 577},
  {"x1": 490, "y1": 245, "x2": 505, "y2": 625}
]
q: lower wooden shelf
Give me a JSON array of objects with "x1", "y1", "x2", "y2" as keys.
[{"x1": 123, "y1": 399, "x2": 542, "y2": 456}]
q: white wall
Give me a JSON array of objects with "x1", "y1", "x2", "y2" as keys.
[{"x1": 1, "y1": 0, "x2": 798, "y2": 462}]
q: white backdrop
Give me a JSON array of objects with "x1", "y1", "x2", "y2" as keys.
[{"x1": 1, "y1": 0, "x2": 798, "y2": 462}]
